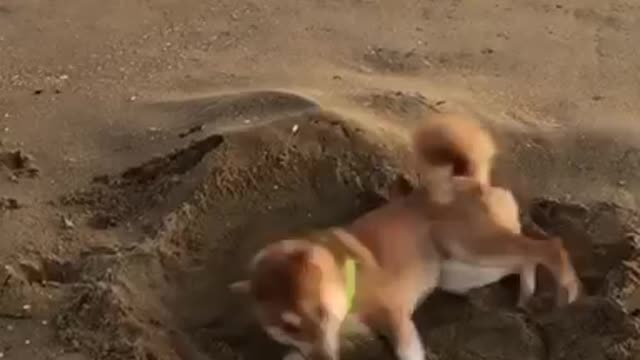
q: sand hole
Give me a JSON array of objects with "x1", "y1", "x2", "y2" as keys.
[
  {"x1": 0, "y1": 149, "x2": 39, "y2": 179},
  {"x1": 55, "y1": 112, "x2": 639, "y2": 360}
]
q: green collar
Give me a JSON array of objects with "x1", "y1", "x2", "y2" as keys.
[{"x1": 344, "y1": 258, "x2": 357, "y2": 312}]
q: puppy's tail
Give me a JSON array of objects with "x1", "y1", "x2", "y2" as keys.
[{"x1": 412, "y1": 113, "x2": 497, "y2": 188}]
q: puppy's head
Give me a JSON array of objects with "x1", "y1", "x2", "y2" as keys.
[{"x1": 230, "y1": 239, "x2": 348, "y2": 359}]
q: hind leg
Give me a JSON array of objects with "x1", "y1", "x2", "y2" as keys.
[{"x1": 517, "y1": 263, "x2": 536, "y2": 309}]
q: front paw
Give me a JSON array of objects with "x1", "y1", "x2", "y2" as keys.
[{"x1": 516, "y1": 294, "x2": 532, "y2": 311}]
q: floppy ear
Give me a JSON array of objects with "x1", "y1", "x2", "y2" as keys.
[{"x1": 229, "y1": 280, "x2": 252, "y2": 294}]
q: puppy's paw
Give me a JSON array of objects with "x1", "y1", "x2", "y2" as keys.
[
  {"x1": 283, "y1": 351, "x2": 306, "y2": 360},
  {"x1": 516, "y1": 295, "x2": 529, "y2": 310},
  {"x1": 556, "y1": 281, "x2": 581, "y2": 307},
  {"x1": 396, "y1": 337, "x2": 426, "y2": 360}
]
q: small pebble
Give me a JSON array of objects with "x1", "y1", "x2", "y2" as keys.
[
  {"x1": 292, "y1": 124, "x2": 299, "y2": 134},
  {"x1": 6, "y1": 325, "x2": 13, "y2": 331},
  {"x1": 62, "y1": 216, "x2": 75, "y2": 229},
  {"x1": 358, "y1": 65, "x2": 373, "y2": 74},
  {"x1": 42, "y1": 320, "x2": 48, "y2": 325},
  {"x1": 25, "y1": 339, "x2": 31, "y2": 345},
  {"x1": 59, "y1": 74, "x2": 69, "y2": 80},
  {"x1": 129, "y1": 95, "x2": 137, "y2": 101},
  {"x1": 22, "y1": 304, "x2": 31, "y2": 311},
  {"x1": 0, "y1": 351, "x2": 4, "y2": 358}
]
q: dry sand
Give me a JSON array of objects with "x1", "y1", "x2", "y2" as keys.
[{"x1": 1, "y1": 1, "x2": 640, "y2": 359}]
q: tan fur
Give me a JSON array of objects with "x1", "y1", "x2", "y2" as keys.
[
  {"x1": 413, "y1": 113, "x2": 496, "y2": 187},
  {"x1": 230, "y1": 113, "x2": 581, "y2": 360}
]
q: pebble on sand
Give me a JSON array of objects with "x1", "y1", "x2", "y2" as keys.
[{"x1": 62, "y1": 217, "x2": 75, "y2": 229}]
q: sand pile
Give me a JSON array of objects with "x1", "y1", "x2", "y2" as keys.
[{"x1": 44, "y1": 92, "x2": 640, "y2": 360}]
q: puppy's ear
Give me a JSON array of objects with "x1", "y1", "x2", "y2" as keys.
[{"x1": 229, "y1": 280, "x2": 252, "y2": 294}]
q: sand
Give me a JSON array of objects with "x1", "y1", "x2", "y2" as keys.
[{"x1": 1, "y1": 1, "x2": 640, "y2": 359}]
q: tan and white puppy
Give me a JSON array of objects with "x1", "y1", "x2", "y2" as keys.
[{"x1": 230, "y1": 114, "x2": 581, "y2": 360}]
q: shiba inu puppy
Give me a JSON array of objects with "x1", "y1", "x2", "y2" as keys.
[{"x1": 230, "y1": 114, "x2": 581, "y2": 360}]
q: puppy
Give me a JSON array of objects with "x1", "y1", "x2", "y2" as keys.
[
  {"x1": 389, "y1": 114, "x2": 579, "y2": 307},
  {"x1": 230, "y1": 114, "x2": 581, "y2": 360}
]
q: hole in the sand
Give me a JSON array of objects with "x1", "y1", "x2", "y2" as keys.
[
  {"x1": 60, "y1": 134, "x2": 225, "y2": 231},
  {"x1": 54, "y1": 114, "x2": 640, "y2": 360},
  {"x1": 0, "y1": 149, "x2": 39, "y2": 178},
  {"x1": 157, "y1": 191, "x2": 638, "y2": 360}
]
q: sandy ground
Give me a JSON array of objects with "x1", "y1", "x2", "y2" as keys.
[{"x1": 1, "y1": 0, "x2": 640, "y2": 359}]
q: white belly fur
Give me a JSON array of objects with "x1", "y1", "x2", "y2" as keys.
[{"x1": 438, "y1": 260, "x2": 514, "y2": 294}]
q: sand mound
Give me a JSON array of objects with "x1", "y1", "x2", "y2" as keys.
[{"x1": 45, "y1": 92, "x2": 640, "y2": 360}]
